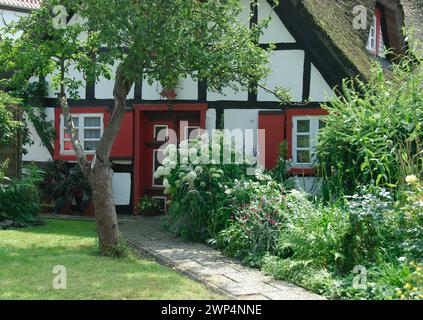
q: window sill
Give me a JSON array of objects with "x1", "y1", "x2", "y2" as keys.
[{"x1": 289, "y1": 167, "x2": 316, "y2": 176}]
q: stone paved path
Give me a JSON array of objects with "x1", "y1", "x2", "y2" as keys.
[{"x1": 119, "y1": 216, "x2": 325, "y2": 300}]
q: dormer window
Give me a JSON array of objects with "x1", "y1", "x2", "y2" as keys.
[{"x1": 367, "y1": 7, "x2": 386, "y2": 58}]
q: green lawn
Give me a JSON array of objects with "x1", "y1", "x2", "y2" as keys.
[{"x1": 0, "y1": 219, "x2": 221, "y2": 300}]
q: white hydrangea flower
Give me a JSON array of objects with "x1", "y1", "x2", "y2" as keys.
[
  {"x1": 180, "y1": 140, "x2": 189, "y2": 149},
  {"x1": 180, "y1": 147, "x2": 189, "y2": 157},
  {"x1": 163, "y1": 179, "x2": 170, "y2": 189},
  {"x1": 154, "y1": 166, "x2": 165, "y2": 178},
  {"x1": 195, "y1": 166, "x2": 203, "y2": 175},
  {"x1": 164, "y1": 167, "x2": 171, "y2": 176},
  {"x1": 169, "y1": 161, "x2": 177, "y2": 169}
]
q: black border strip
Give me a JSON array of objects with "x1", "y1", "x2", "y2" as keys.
[{"x1": 302, "y1": 53, "x2": 311, "y2": 101}]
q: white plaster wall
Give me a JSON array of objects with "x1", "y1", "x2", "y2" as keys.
[
  {"x1": 96, "y1": 63, "x2": 135, "y2": 99},
  {"x1": 0, "y1": 9, "x2": 27, "y2": 37},
  {"x1": 46, "y1": 64, "x2": 86, "y2": 99},
  {"x1": 142, "y1": 80, "x2": 162, "y2": 100},
  {"x1": 206, "y1": 108, "x2": 216, "y2": 135},
  {"x1": 258, "y1": 0, "x2": 296, "y2": 43},
  {"x1": 309, "y1": 63, "x2": 335, "y2": 102},
  {"x1": 45, "y1": 71, "x2": 58, "y2": 98},
  {"x1": 258, "y1": 50, "x2": 304, "y2": 102},
  {"x1": 112, "y1": 172, "x2": 131, "y2": 206},
  {"x1": 142, "y1": 76, "x2": 198, "y2": 100},
  {"x1": 239, "y1": 0, "x2": 251, "y2": 27},
  {"x1": 22, "y1": 108, "x2": 55, "y2": 163},
  {"x1": 223, "y1": 108, "x2": 273, "y2": 156},
  {"x1": 207, "y1": 85, "x2": 248, "y2": 101}
]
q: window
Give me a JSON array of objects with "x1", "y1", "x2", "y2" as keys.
[
  {"x1": 184, "y1": 126, "x2": 200, "y2": 141},
  {"x1": 292, "y1": 116, "x2": 325, "y2": 167},
  {"x1": 366, "y1": 8, "x2": 386, "y2": 58},
  {"x1": 154, "y1": 125, "x2": 169, "y2": 141},
  {"x1": 60, "y1": 114, "x2": 103, "y2": 154}
]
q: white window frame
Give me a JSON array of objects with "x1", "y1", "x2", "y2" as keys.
[
  {"x1": 367, "y1": 15, "x2": 377, "y2": 53},
  {"x1": 60, "y1": 113, "x2": 104, "y2": 155},
  {"x1": 292, "y1": 116, "x2": 325, "y2": 167}
]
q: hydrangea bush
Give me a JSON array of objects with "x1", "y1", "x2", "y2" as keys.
[{"x1": 155, "y1": 131, "x2": 254, "y2": 241}]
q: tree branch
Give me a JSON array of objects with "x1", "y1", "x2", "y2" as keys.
[
  {"x1": 95, "y1": 62, "x2": 134, "y2": 163},
  {"x1": 58, "y1": 58, "x2": 90, "y2": 177}
]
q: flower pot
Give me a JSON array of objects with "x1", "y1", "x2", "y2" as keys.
[
  {"x1": 140, "y1": 209, "x2": 162, "y2": 217},
  {"x1": 160, "y1": 88, "x2": 177, "y2": 100}
]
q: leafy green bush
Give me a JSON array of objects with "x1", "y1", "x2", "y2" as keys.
[
  {"x1": 262, "y1": 255, "x2": 337, "y2": 296},
  {"x1": 342, "y1": 187, "x2": 398, "y2": 270},
  {"x1": 277, "y1": 191, "x2": 349, "y2": 271},
  {"x1": 317, "y1": 56, "x2": 423, "y2": 197},
  {"x1": 0, "y1": 166, "x2": 43, "y2": 226},
  {"x1": 39, "y1": 161, "x2": 91, "y2": 212}
]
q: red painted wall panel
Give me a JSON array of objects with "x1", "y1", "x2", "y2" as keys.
[
  {"x1": 111, "y1": 112, "x2": 134, "y2": 158},
  {"x1": 258, "y1": 112, "x2": 285, "y2": 170}
]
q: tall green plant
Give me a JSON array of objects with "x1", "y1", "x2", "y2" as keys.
[{"x1": 317, "y1": 49, "x2": 423, "y2": 197}]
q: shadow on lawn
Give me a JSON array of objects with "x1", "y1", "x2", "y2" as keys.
[{"x1": 14, "y1": 218, "x2": 98, "y2": 238}]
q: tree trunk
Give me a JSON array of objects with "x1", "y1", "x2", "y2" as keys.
[
  {"x1": 59, "y1": 62, "x2": 133, "y2": 256},
  {"x1": 89, "y1": 160, "x2": 119, "y2": 253}
]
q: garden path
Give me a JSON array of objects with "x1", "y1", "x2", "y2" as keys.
[{"x1": 119, "y1": 216, "x2": 325, "y2": 300}]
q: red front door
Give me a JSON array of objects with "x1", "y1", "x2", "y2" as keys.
[{"x1": 141, "y1": 111, "x2": 201, "y2": 213}]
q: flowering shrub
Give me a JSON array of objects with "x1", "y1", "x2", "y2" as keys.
[
  {"x1": 155, "y1": 131, "x2": 252, "y2": 241},
  {"x1": 216, "y1": 177, "x2": 287, "y2": 266}
]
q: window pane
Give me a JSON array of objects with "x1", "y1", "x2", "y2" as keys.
[
  {"x1": 297, "y1": 120, "x2": 310, "y2": 133},
  {"x1": 155, "y1": 126, "x2": 168, "y2": 140},
  {"x1": 84, "y1": 141, "x2": 99, "y2": 151},
  {"x1": 319, "y1": 120, "x2": 327, "y2": 130},
  {"x1": 297, "y1": 135, "x2": 310, "y2": 148},
  {"x1": 64, "y1": 141, "x2": 73, "y2": 151},
  {"x1": 297, "y1": 150, "x2": 310, "y2": 164},
  {"x1": 84, "y1": 117, "x2": 101, "y2": 127},
  {"x1": 72, "y1": 117, "x2": 79, "y2": 127},
  {"x1": 64, "y1": 129, "x2": 78, "y2": 139},
  {"x1": 84, "y1": 129, "x2": 101, "y2": 139}
]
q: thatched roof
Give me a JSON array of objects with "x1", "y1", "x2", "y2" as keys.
[{"x1": 292, "y1": 0, "x2": 423, "y2": 79}]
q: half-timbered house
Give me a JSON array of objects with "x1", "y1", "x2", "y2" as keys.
[{"x1": 1, "y1": 0, "x2": 421, "y2": 213}]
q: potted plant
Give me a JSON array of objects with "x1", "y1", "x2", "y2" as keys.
[{"x1": 138, "y1": 196, "x2": 163, "y2": 216}]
